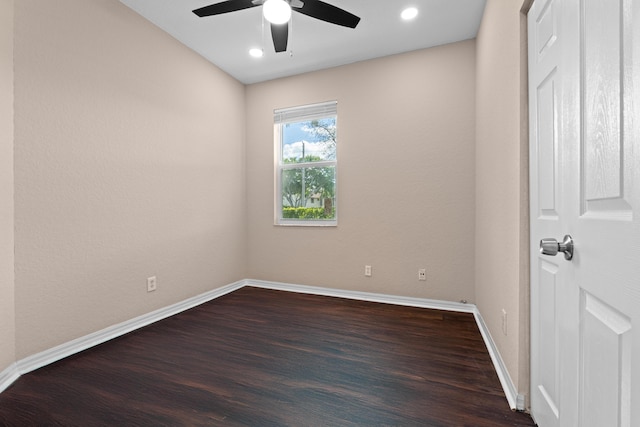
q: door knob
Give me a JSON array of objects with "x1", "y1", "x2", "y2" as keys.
[{"x1": 540, "y1": 235, "x2": 574, "y2": 260}]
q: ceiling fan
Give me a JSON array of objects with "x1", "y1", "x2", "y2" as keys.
[{"x1": 193, "y1": 0, "x2": 361, "y2": 53}]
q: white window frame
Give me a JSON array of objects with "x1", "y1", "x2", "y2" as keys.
[{"x1": 274, "y1": 101, "x2": 338, "y2": 226}]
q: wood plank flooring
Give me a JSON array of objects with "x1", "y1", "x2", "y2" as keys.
[{"x1": 0, "y1": 287, "x2": 535, "y2": 426}]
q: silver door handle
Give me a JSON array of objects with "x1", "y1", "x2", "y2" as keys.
[{"x1": 540, "y1": 235, "x2": 574, "y2": 260}]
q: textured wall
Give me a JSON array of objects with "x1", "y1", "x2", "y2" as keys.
[
  {"x1": 246, "y1": 41, "x2": 477, "y2": 302},
  {"x1": 475, "y1": 0, "x2": 529, "y2": 398},
  {"x1": 0, "y1": 0, "x2": 16, "y2": 372},
  {"x1": 13, "y1": 0, "x2": 247, "y2": 359}
]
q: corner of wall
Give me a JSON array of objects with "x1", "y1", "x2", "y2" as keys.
[
  {"x1": 0, "y1": 0, "x2": 17, "y2": 374},
  {"x1": 474, "y1": 0, "x2": 529, "y2": 400}
]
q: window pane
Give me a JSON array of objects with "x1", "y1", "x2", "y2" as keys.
[
  {"x1": 281, "y1": 168, "x2": 304, "y2": 208},
  {"x1": 282, "y1": 118, "x2": 336, "y2": 163},
  {"x1": 281, "y1": 166, "x2": 335, "y2": 220}
]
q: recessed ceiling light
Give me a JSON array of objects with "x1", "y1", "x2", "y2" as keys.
[
  {"x1": 249, "y1": 48, "x2": 264, "y2": 58},
  {"x1": 401, "y1": 7, "x2": 419, "y2": 21}
]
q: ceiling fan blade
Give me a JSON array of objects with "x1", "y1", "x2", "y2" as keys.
[
  {"x1": 271, "y1": 23, "x2": 289, "y2": 52},
  {"x1": 193, "y1": 0, "x2": 258, "y2": 17},
  {"x1": 295, "y1": 0, "x2": 360, "y2": 28}
]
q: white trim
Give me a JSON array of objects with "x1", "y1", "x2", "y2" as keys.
[
  {"x1": 245, "y1": 279, "x2": 475, "y2": 313},
  {"x1": 274, "y1": 102, "x2": 338, "y2": 227},
  {"x1": 274, "y1": 100, "x2": 337, "y2": 124},
  {"x1": 473, "y1": 310, "x2": 524, "y2": 411},
  {"x1": 0, "y1": 363, "x2": 20, "y2": 394},
  {"x1": 16, "y1": 280, "x2": 245, "y2": 376},
  {"x1": 2, "y1": 278, "x2": 524, "y2": 412},
  {"x1": 517, "y1": 393, "x2": 526, "y2": 411}
]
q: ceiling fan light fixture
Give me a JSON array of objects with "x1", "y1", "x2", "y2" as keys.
[{"x1": 263, "y1": 0, "x2": 292, "y2": 25}]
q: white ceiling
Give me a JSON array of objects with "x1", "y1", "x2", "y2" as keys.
[{"x1": 120, "y1": 0, "x2": 487, "y2": 84}]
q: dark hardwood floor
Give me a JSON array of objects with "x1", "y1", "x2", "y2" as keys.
[{"x1": 0, "y1": 286, "x2": 535, "y2": 426}]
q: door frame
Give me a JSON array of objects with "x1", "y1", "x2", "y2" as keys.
[{"x1": 520, "y1": 0, "x2": 534, "y2": 412}]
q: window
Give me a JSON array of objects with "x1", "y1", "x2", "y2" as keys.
[{"x1": 275, "y1": 101, "x2": 337, "y2": 226}]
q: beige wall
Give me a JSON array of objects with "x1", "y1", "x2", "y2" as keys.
[
  {"x1": 246, "y1": 41, "x2": 477, "y2": 302},
  {"x1": 13, "y1": 0, "x2": 247, "y2": 359},
  {"x1": 475, "y1": 0, "x2": 529, "y2": 399},
  {"x1": 0, "y1": 0, "x2": 16, "y2": 372}
]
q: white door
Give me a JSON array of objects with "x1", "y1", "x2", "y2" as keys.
[{"x1": 529, "y1": 0, "x2": 640, "y2": 426}]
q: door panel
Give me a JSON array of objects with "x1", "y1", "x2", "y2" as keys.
[
  {"x1": 529, "y1": 0, "x2": 639, "y2": 426},
  {"x1": 537, "y1": 70, "x2": 559, "y2": 217},
  {"x1": 535, "y1": 0, "x2": 557, "y2": 57},
  {"x1": 582, "y1": 0, "x2": 632, "y2": 217},
  {"x1": 537, "y1": 260, "x2": 560, "y2": 418},
  {"x1": 583, "y1": 0, "x2": 622, "y2": 203},
  {"x1": 580, "y1": 292, "x2": 632, "y2": 427}
]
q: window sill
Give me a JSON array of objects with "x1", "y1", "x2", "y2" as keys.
[{"x1": 275, "y1": 220, "x2": 337, "y2": 227}]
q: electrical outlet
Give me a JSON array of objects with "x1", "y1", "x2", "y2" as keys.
[
  {"x1": 147, "y1": 276, "x2": 157, "y2": 292},
  {"x1": 364, "y1": 265, "x2": 372, "y2": 277},
  {"x1": 418, "y1": 268, "x2": 426, "y2": 281},
  {"x1": 502, "y1": 309, "x2": 507, "y2": 335}
]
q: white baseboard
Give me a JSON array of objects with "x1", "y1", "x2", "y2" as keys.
[
  {"x1": 0, "y1": 363, "x2": 20, "y2": 394},
  {"x1": 3, "y1": 278, "x2": 523, "y2": 412},
  {"x1": 473, "y1": 310, "x2": 524, "y2": 411},
  {"x1": 245, "y1": 279, "x2": 475, "y2": 313}
]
